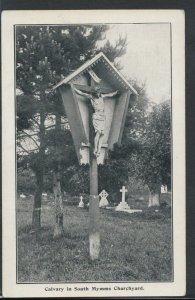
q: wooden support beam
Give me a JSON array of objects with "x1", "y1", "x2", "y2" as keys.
[{"x1": 88, "y1": 104, "x2": 100, "y2": 261}]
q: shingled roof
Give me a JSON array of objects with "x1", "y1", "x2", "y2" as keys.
[{"x1": 52, "y1": 52, "x2": 138, "y2": 95}]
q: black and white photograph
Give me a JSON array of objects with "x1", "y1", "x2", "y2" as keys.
[{"x1": 2, "y1": 10, "x2": 185, "y2": 297}]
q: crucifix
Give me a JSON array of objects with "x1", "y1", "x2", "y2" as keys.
[
  {"x1": 52, "y1": 52, "x2": 138, "y2": 261},
  {"x1": 74, "y1": 82, "x2": 118, "y2": 157},
  {"x1": 73, "y1": 71, "x2": 118, "y2": 260}
]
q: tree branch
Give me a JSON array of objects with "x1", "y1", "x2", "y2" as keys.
[
  {"x1": 19, "y1": 130, "x2": 40, "y2": 148},
  {"x1": 17, "y1": 141, "x2": 31, "y2": 155},
  {"x1": 30, "y1": 116, "x2": 40, "y2": 127},
  {"x1": 45, "y1": 124, "x2": 55, "y2": 130}
]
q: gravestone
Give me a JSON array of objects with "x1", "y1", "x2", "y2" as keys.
[
  {"x1": 78, "y1": 196, "x2": 84, "y2": 208},
  {"x1": 99, "y1": 190, "x2": 109, "y2": 208},
  {"x1": 115, "y1": 186, "x2": 143, "y2": 213},
  {"x1": 42, "y1": 193, "x2": 48, "y2": 201},
  {"x1": 20, "y1": 194, "x2": 26, "y2": 199},
  {"x1": 161, "y1": 185, "x2": 168, "y2": 193},
  {"x1": 115, "y1": 186, "x2": 130, "y2": 211}
]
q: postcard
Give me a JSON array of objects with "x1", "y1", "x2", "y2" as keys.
[{"x1": 2, "y1": 9, "x2": 185, "y2": 297}]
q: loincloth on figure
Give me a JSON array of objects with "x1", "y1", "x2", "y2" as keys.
[{"x1": 92, "y1": 111, "x2": 105, "y2": 134}]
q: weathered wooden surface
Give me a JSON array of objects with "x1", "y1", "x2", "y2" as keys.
[
  {"x1": 53, "y1": 172, "x2": 63, "y2": 237},
  {"x1": 89, "y1": 194, "x2": 100, "y2": 260},
  {"x1": 108, "y1": 90, "x2": 131, "y2": 148},
  {"x1": 89, "y1": 104, "x2": 100, "y2": 260},
  {"x1": 59, "y1": 84, "x2": 88, "y2": 161}
]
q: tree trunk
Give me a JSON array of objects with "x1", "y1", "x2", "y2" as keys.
[
  {"x1": 53, "y1": 171, "x2": 63, "y2": 237},
  {"x1": 32, "y1": 169, "x2": 43, "y2": 231},
  {"x1": 32, "y1": 103, "x2": 46, "y2": 231},
  {"x1": 53, "y1": 112, "x2": 64, "y2": 238},
  {"x1": 148, "y1": 183, "x2": 161, "y2": 207}
]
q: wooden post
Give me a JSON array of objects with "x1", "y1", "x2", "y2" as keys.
[
  {"x1": 53, "y1": 171, "x2": 63, "y2": 238},
  {"x1": 89, "y1": 105, "x2": 100, "y2": 260}
]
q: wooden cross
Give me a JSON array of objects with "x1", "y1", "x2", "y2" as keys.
[
  {"x1": 120, "y1": 186, "x2": 128, "y2": 203},
  {"x1": 73, "y1": 70, "x2": 116, "y2": 260}
]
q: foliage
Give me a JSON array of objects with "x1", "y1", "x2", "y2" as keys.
[
  {"x1": 17, "y1": 95, "x2": 38, "y2": 131},
  {"x1": 17, "y1": 168, "x2": 36, "y2": 194},
  {"x1": 123, "y1": 80, "x2": 150, "y2": 141},
  {"x1": 98, "y1": 140, "x2": 140, "y2": 200},
  {"x1": 99, "y1": 35, "x2": 127, "y2": 69},
  {"x1": 127, "y1": 177, "x2": 149, "y2": 195},
  {"x1": 133, "y1": 100, "x2": 171, "y2": 191},
  {"x1": 44, "y1": 128, "x2": 77, "y2": 173},
  {"x1": 62, "y1": 165, "x2": 90, "y2": 195}
]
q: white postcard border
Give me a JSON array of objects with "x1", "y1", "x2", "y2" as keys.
[{"x1": 2, "y1": 9, "x2": 185, "y2": 297}]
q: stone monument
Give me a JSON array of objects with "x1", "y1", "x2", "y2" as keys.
[
  {"x1": 115, "y1": 186, "x2": 143, "y2": 214},
  {"x1": 115, "y1": 186, "x2": 130, "y2": 211},
  {"x1": 78, "y1": 196, "x2": 84, "y2": 208},
  {"x1": 99, "y1": 190, "x2": 109, "y2": 208}
]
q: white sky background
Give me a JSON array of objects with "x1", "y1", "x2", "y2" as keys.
[{"x1": 102, "y1": 24, "x2": 171, "y2": 104}]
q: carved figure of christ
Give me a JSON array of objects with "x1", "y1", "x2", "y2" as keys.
[{"x1": 74, "y1": 86, "x2": 118, "y2": 157}]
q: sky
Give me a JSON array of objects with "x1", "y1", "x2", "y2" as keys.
[{"x1": 103, "y1": 24, "x2": 171, "y2": 104}]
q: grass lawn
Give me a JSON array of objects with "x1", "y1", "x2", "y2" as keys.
[{"x1": 17, "y1": 196, "x2": 172, "y2": 283}]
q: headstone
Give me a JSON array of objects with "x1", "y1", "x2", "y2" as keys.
[
  {"x1": 42, "y1": 192, "x2": 48, "y2": 201},
  {"x1": 115, "y1": 186, "x2": 143, "y2": 213},
  {"x1": 99, "y1": 190, "x2": 109, "y2": 207},
  {"x1": 78, "y1": 196, "x2": 84, "y2": 208},
  {"x1": 115, "y1": 186, "x2": 130, "y2": 211},
  {"x1": 20, "y1": 193, "x2": 26, "y2": 198},
  {"x1": 161, "y1": 185, "x2": 168, "y2": 193}
]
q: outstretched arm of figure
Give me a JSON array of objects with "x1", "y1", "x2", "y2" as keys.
[
  {"x1": 102, "y1": 90, "x2": 119, "y2": 98},
  {"x1": 74, "y1": 87, "x2": 92, "y2": 99}
]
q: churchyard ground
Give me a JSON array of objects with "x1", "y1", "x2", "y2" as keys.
[{"x1": 17, "y1": 195, "x2": 172, "y2": 282}]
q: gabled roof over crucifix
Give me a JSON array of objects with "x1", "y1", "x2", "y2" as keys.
[
  {"x1": 53, "y1": 52, "x2": 138, "y2": 165},
  {"x1": 52, "y1": 52, "x2": 138, "y2": 95}
]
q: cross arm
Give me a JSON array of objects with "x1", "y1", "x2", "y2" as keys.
[
  {"x1": 102, "y1": 90, "x2": 119, "y2": 98},
  {"x1": 74, "y1": 84, "x2": 114, "y2": 94},
  {"x1": 74, "y1": 87, "x2": 92, "y2": 99}
]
